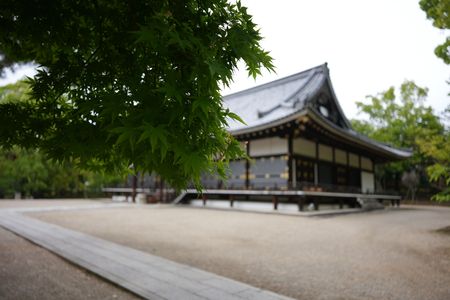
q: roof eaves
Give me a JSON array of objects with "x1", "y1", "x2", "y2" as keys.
[
  {"x1": 229, "y1": 109, "x2": 308, "y2": 136},
  {"x1": 306, "y1": 108, "x2": 412, "y2": 159}
]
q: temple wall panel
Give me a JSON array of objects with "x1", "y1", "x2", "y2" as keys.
[
  {"x1": 293, "y1": 137, "x2": 316, "y2": 158},
  {"x1": 361, "y1": 156, "x2": 373, "y2": 171},
  {"x1": 349, "y1": 153, "x2": 360, "y2": 168},
  {"x1": 335, "y1": 149, "x2": 347, "y2": 165},
  {"x1": 318, "y1": 144, "x2": 333, "y2": 162},
  {"x1": 201, "y1": 173, "x2": 221, "y2": 189},
  {"x1": 250, "y1": 177, "x2": 288, "y2": 189},
  {"x1": 249, "y1": 156, "x2": 288, "y2": 189},
  {"x1": 226, "y1": 159, "x2": 246, "y2": 189},
  {"x1": 249, "y1": 137, "x2": 287, "y2": 157}
]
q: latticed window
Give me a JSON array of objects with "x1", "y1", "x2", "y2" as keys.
[
  {"x1": 336, "y1": 166, "x2": 347, "y2": 186},
  {"x1": 296, "y1": 158, "x2": 315, "y2": 183}
]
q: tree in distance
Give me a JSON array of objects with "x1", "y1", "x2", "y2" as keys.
[
  {"x1": 0, "y1": 81, "x2": 127, "y2": 198},
  {"x1": 0, "y1": 1, "x2": 274, "y2": 190},
  {"x1": 419, "y1": 0, "x2": 450, "y2": 201},
  {"x1": 352, "y1": 81, "x2": 448, "y2": 201}
]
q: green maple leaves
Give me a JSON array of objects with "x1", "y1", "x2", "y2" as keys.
[{"x1": 0, "y1": 0, "x2": 274, "y2": 190}]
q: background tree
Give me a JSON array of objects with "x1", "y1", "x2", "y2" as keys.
[
  {"x1": 0, "y1": 145, "x2": 125, "y2": 199},
  {"x1": 0, "y1": 147, "x2": 47, "y2": 198},
  {"x1": 0, "y1": 81, "x2": 130, "y2": 198},
  {"x1": 416, "y1": 105, "x2": 450, "y2": 201},
  {"x1": 0, "y1": 1, "x2": 274, "y2": 190},
  {"x1": 352, "y1": 80, "x2": 444, "y2": 198},
  {"x1": 418, "y1": 0, "x2": 450, "y2": 201},
  {"x1": 420, "y1": 0, "x2": 450, "y2": 64}
]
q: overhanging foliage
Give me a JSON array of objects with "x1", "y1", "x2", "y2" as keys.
[{"x1": 0, "y1": 1, "x2": 274, "y2": 189}]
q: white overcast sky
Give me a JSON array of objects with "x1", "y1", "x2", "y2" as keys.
[
  {"x1": 222, "y1": 0, "x2": 450, "y2": 119},
  {"x1": 1, "y1": 0, "x2": 448, "y2": 120}
]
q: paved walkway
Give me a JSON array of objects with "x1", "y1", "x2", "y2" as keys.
[{"x1": 0, "y1": 204, "x2": 292, "y2": 300}]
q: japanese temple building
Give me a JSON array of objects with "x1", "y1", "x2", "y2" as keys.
[
  {"x1": 107, "y1": 63, "x2": 412, "y2": 209},
  {"x1": 201, "y1": 63, "x2": 411, "y2": 195}
]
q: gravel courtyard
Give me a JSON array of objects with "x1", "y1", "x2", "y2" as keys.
[
  {"x1": 25, "y1": 203, "x2": 450, "y2": 300},
  {"x1": 0, "y1": 225, "x2": 139, "y2": 300}
]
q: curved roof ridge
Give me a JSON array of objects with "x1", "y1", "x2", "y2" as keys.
[
  {"x1": 223, "y1": 63, "x2": 327, "y2": 100},
  {"x1": 319, "y1": 64, "x2": 352, "y2": 129}
]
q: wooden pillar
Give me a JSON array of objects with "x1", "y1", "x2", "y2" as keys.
[
  {"x1": 272, "y1": 196, "x2": 278, "y2": 210},
  {"x1": 287, "y1": 133, "x2": 293, "y2": 189},
  {"x1": 346, "y1": 151, "x2": 350, "y2": 190},
  {"x1": 132, "y1": 174, "x2": 137, "y2": 203},
  {"x1": 230, "y1": 195, "x2": 234, "y2": 207},
  {"x1": 298, "y1": 196, "x2": 304, "y2": 211},
  {"x1": 140, "y1": 173, "x2": 145, "y2": 190},
  {"x1": 245, "y1": 141, "x2": 250, "y2": 189},
  {"x1": 313, "y1": 198, "x2": 319, "y2": 211},
  {"x1": 202, "y1": 194, "x2": 207, "y2": 206},
  {"x1": 314, "y1": 141, "x2": 319, "y2": 186},
  {"x1": 395, "y1": 173, "x2": 399, "y2": 191},
  {"x1": 332, "y1": 147, "x2": 337, "y2": 187},
  {"x1": 159, "y1": 178, "x2": 164, "y2": 203}
]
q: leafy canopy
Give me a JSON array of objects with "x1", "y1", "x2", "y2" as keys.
[
  {"x1": 0, "y1": 1, "x2": 274, "y2": 189},
  {"x1": 420, "y1": 0, "x2": 450, "y2": 64},
  {"x1": 416, "y1": 105, "x2": 450, "y2": 201},
  {"x1": 354, "y1": 81, "x2": 443, "y2": 152},
  {"x1": 352, "y1": 81, "x2": 448, "y2": 200},
  {"x1": 0, "y1": 81, "x2": 134, "y2": 198},
  {"x1": 0, "y1": 145, "x2": 125, "y2": 198},
  {"x1": 419, "y1": 0, "x2": 450, "y2": 201}
]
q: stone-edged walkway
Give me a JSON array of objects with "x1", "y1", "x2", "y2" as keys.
[{"x1": 0, "y1": 205, "x2": 292, "y2": 300}]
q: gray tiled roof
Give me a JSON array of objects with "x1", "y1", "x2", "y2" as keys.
[
  {"x1": 223, "y1": 64, "x2": 326, "y2": 132},
  {"x1": 223, "y1": 63, "x2": 412, "y2": 159}
]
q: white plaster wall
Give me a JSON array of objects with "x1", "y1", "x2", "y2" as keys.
[
  {"x1": 361, "y1": 171, "x2": 375, "y2": 193},
  {"x1": 249, "y1": 137, "x2": 287, "y2": 157}
]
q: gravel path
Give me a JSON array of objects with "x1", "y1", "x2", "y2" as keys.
[
  {"x1": 0, "y1": 226, "x2": 140, "y2": 300},
  {"x1": 0, "y1": 199, "x2": 110, "y2": 209},
  {"x1": 29, "y1": 204, "x2": 450, "y2": 300}
]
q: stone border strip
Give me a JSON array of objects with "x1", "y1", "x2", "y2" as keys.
[{"x1": 0, "y1": 204, "x2": 293, "y2": 300}]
